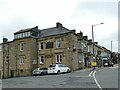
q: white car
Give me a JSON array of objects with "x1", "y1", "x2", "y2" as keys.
[{"x1": 48, "y1": 64, "x2": 70, "y2": 74}]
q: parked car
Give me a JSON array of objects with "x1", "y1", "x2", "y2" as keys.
[
  {"x1": 32, "y1": 68, "x2": 48, "y2": 76},
  {"x1": 48, "y1": 64, "x2": 70, "y2": 74}
]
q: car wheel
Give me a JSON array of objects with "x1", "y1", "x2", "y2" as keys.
[
  {"x1": 41, "y1": 72, "x2": 44, "y2": 76},
  {"x1": 67, "y1": 69, "x2": 70, "y2": 73},
  {"x1": 57, "y1": 70, "x2": 60, "y2": 74}
]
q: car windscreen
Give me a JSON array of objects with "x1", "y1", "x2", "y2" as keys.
[
  {"x1": 49, "y1": 64, "x2": 56, "y2": 67},
  {"x1": 40, "y1": 68, "x2": 47, "y2": 70}
]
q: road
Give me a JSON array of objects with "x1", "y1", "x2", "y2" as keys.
[
  {"x1": 1, "y1": 65, "x2": 119, "y2": 90},
  {"x1": 95, "y1": 66, "x2": 118, "y2": 89}
]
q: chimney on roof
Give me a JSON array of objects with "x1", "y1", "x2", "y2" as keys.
[
  {"x1": 35, "y1": 26, "x2": 38, "y2": 29},
  {"x1": 88, "y1": 39, "x2": 92, "y2": 42},
  {"x1": 71, "y1": 29, "x2": 76, "y2": 33},
  {"x1": 56, "y1": 22, "x2": 62, "y2": 28},
  {"x1": 95, "y1": 42, "x2": 98, "y2": 44},
  {"x1": 84, "y1": 36, "x2": 88, "y2": 40},
  {"x1": 80, "y1": 31, "x2": 83, "y2": 36},
  {"x1": 3, "y1": 38, "x2": 8, "y2": 43}
]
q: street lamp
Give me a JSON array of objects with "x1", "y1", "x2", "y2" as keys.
[
  {"x1": 92, "y1": 23, "x2": 104, "y2": 56},
  {"x1": 111, "y1": 40, "x2": 118, "y2": 52}
]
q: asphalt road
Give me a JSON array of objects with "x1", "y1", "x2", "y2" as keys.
[
  {"x1": 95, "y1": 65, "x2": 118, "y2": 88},
  {"x1": 1, "y1": 65, "x2": 119, "y2": 89}
]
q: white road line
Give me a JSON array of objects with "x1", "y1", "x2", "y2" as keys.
[
  {"x1": 89, "y1": 71, "x2": 93, "y2": 77},
  {"x1": 93, "y1": 71, "x2": 102, "y2": 90}
]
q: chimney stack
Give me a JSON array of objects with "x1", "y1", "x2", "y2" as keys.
[
  {"x1": 84, "y1": 36, "x2": 88, "y2": 40},
  {"x1": 95, "y1": 42, "x2": 98, "y2": 44},
  {"x1": 71, "y1": 29, "x2": 76, "y2": 33},
  {"x1": 56, "y1": 22, "x2": 62, "y2": 28},
  {"x1": 3, "y1": 38, "x2": 8, "y2": 43},
  {"x1": 80, "y1": 31, "x2": 83, "y2": 36}
]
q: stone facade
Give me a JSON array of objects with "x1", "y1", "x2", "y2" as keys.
[
  {"x1": 0, "y1": 44, "x2": 3, "y2": 78},
  {"x1": 38, "y1": 32, "x2": 79, "y2": 71},
  {"x1": 0, "y1": 22, "x2": 113, "y2": 79}
]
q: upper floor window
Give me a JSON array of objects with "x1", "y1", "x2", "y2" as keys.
[
  {"x1": 20, "y1": 42, "x2": 24, "y2": 51},
  {"x1": 56, "y1": 38, "x2": 62, "y2": 48},
  {"x1": 46, "y1": 42, "x2": 53, "y2": 49},
  {"x1": 14, "y1": 31, "x2": 31, "y2": 39},
  {"x1": 39, "y1": 42, "x2": 44, "y2": 50},
  {"x1": 5, "y1": 56, "x2": 9, "y2": 63},
  {"x1": 88, "y1": 45, "x2": 92, "y2": 52},
  {"x1": 81, "y1": 42, "x2": 84, "y2": 50}
]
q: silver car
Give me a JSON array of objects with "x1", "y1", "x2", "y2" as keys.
[{"x1": 32, "y1": 68, "x2": 47, "y2": 76}]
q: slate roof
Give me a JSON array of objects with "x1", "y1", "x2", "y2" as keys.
[
  {"x1": 14, "y1": 26, "x2": 38, "y2": 34},
  {"x1": 39, "y1": 26, "x2": 71, "y2": 38},
  {"x1": 14, "y1": 23, "x2": 73, "y2": 38}
]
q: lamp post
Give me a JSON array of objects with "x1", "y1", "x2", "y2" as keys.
[
  {"x1": 111, "y1": 40, "x2": 118, "y2": 64},
  {"x1": 111, "y1": 40, "x2": 118, "y2": 52},
  {"x1": 92, "y1": 23, "x2": 104, "y2": 56}
]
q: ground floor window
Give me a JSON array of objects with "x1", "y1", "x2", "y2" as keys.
[
  {"x1": 78, "y1": 53, "x2": 84, "y2": 63},
  {"x1": 39, "y1": 55, "x2": 44, "y2": 64},
  {"x1": 56, "y1": 54, "x2": 62, "y2": 63},
  {"x1": 19, "y1": 57, "x2": 24, "y2": 64}
]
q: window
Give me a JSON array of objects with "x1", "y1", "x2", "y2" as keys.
[
  {"x1": 56, "y1": 54, "x2": 62, "y2": 63},
  {"x1": 56, "y1": 38, "x2": 62, "y2": 48},
  {"x1": 78, "y1": 53, "x2": 84, "y2": 63},
  {"x1": 40, "y1": 56, "x2": 44, "y2": 64},
  {"x1": 96, "y1": 50, "x2": 97, "y2": 55},
  {"x1": 19, "y1": 33, "x2": 22, "y2": 38},
  {"x1": 20, "y1": 42, "x2": 24, "y2": 51},
  {"x1": 23, "y1": 33, "x2": 25, "y2": 38},
  {"x1": 39, "y1": 42, "x2": 44, "y2": 50},
  {"x1": 14, "y1": 34, "x2": 17, "y2": 39},
  {"x1": 5, "y1": 44, "x2": 8, "y2": 51},
  {"x1": 46, "y1": 42, "x2": 53, "y2": 49},
  {"x1": 27, "y1": 32, "x2": 31, "y2": 36},
  {"x1": 81, "y1": 42, "x2": 84, "y2": 50},
  {"x1": 19, "y1": 57, "x2": 24, "y2": 64},
  {"x1": 5, "y1": 56, "x2": 9, "y2": 63},
  {"x1": 25, "y1": 32, "x2": 28, "y2": 37}
]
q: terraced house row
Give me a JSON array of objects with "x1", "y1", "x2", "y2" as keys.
[{"x1": 0, "y1": 22, "x2": 113, "y2": 79}]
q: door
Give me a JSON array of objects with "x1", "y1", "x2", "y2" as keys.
[{"x1": 11, "y1": 70, "x2": 14, "y2": 78}]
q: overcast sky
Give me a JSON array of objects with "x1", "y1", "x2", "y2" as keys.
[{"x1": 0, "y1": 0, "x2": 119, "y2": 52}]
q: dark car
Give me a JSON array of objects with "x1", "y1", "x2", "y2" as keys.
[
  {"x1": 108, "y1": 62, "x2": 114, "y2": 67},
  {"x1": 32, "y1": 68, "x2": 47, "y2": 76}
]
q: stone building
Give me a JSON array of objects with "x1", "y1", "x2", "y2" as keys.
[
  {"x1": 0, "y1": 43, "x2": 3, "y2": 78},
  {"x1": 0, "y1": 22, "x2": 112, "y2": 78},
  {"x1": 37, "y1": 22, "x2": 79, "y2": 71}
]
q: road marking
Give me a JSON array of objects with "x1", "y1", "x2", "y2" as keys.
[
  {"x1": 89, "y1": 70, "x2": 102, "y2": 90},
  {"x1": 93, "y1": 71, "x2": 102, "y2": 90},
  {"x1": 89, "y1": 71, "x2": 93, "y2": 77}
]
